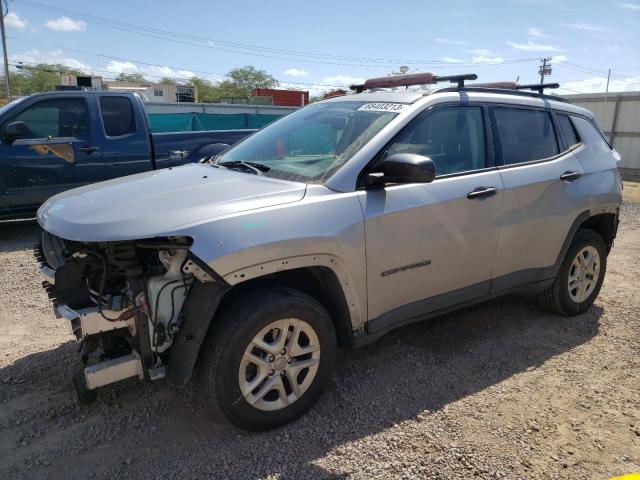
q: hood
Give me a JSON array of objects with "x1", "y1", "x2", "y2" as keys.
[{"x1": 38, "y1": 163, "x2": 306, "y2": 242}]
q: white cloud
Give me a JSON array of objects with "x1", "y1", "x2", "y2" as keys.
[
  {"x1": 441, "y1": 56, "x2": 463, "y2": 63},
  {"x1": 10, "y1": 48, "x2": 91, "y2": 73},
  {"x1": 558, "y1": 75, "x2": 640, "y2": 94},
  {"x1": 551, "y1": 54, "x2": 567, "y2": 62},
  {"x1": 435, "y1": 38, "x2": 468, "y2": 46},
  {"x1": 470, "y1": 49, "x2": 494, "y2": 56},
  {"x1": 506, "y1": 40, "x2": 561, "y2": 51},
  {"x1": 283, "y1": 68, "x2": 308, "y2": 77},
  {"x1": 106, "y1": 61, "x2": 138, "y2": 74},
  {"x1": 106, "y1": 60, "x2": 194, "y2": 80},
  {"x1": 472, "y1": 55, "x2": 504, "y2": 64},
  {"x1": 527, "y1": 27, "x2": 553, "y2": 39},
  {"x1": 604, "y1": 45, "x2": 623, "y2": 53},
  {"x1": 322, "y1": 75, "x2": 365, "y2": 87},
  {"x1": 617, "y1": 2, "x2": 640, "y2": 10},
  {"x1": 5, "y1": 12, "x2": 27, "y2": 29},
  {"x1": 559, "y1": 22, "x2": 611, "y2": 32},
  {"x1": 45, "y1": 16, "x2": 87, "y2": 32}
]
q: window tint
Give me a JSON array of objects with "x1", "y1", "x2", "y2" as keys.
[
  {"x1": 10, "y1": 98, "x2": 88, "y2": 139},
  {"x1": 493, "y1": 108, "x2": 558, "y2": 165},
  {"x1": 100, "y1": 96, "x2": 136, "y2": 136},
  {"x1": 384, "y1": 106, "x2": 486, "y2": 176},
  {"x1": 571, "y1": 116, "x2": 611, "y2": 156},
  {"x1": 557, "y1": 114, "x2": 580, "y2": 147}
]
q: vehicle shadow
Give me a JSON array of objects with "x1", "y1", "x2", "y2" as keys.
[
  {"x1": 0, "y1": 219, "x2": 40, "y2": 253},
  {"x1": 0, "y1": 297, "x2": 602, "y2": 479}
]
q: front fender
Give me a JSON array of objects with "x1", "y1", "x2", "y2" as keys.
[{"x1": 180, "y1": 187, "x2": 368, "y2": 328}]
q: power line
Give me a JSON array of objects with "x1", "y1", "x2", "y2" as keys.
[
  {"x1": 7, "y1": 37, "x2": 352, "y2": 88},
  {"x1": 14, "y1": 0, "x2": 538, "y2": 69}
]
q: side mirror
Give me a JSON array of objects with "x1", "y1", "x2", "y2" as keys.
[
  {"x1": 368, "y1": 153, "x2": 436, "y2": 186},
  {"x1": 4, "y1": 121, "x2": 29, "y2": 144}
]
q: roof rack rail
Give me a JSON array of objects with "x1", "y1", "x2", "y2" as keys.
[
  {"x1": 434, "y1": 85, "x2": 571, "y2": 103},
  {"x1": 349, "y1": 72, "x2": 478, "y2": 93}
]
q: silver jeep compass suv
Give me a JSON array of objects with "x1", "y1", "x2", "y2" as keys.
[{"x1": 36, "y1": 73, "x2": 622, "y2": 430}]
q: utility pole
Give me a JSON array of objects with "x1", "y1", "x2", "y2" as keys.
[
  {"x1": 538, "y1": 57, "x2": 552, "y2": 84},
  {"x1": 0, "y1": 0, "x2": 10, "y2": 100},
  {"x1": 604, "y1": 68, "x2": 611, "y2": 104}
]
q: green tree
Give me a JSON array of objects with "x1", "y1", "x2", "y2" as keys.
[
  {"x1": 192, "y1": 66, "x2": 279, "y2": 103},
  {"x1": 115, "y1": 72, "x2": 149, "y2": 83},
  {"x1": 227, "y1": 66, "x2": 278, "y2": 92},
  {"x1": 5, "y1": 63, "x2": 85, "y2": 98},
  {"x1": 158, "y1": 76, "x2": 178, "y2": 85},
  {"x1": 187, "y1": 76, "x2": 217, "y2": 102}
]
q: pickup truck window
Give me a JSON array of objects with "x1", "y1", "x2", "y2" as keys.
[
  {"x1": 9, "y1": 98, "x2": 89, "y2": 139},
  {"x1": 216, "y1": 101, "x2": 400, "y2": 183},
  {"x1": 99, "y1": 96, "x2": 136, "y2": 137}
]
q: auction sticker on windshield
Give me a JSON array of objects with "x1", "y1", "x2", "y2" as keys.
[{"x1": 357, "y1": 103, "x2": 408, "y2": 113}]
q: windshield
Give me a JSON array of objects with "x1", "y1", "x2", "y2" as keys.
[{"x1": 216, "y1": 101, "x2": 401, "y2": 183}]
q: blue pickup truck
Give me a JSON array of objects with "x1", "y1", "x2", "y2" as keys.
[{"x1": 0, "y1": 91, "x2": 254, "y2": 219}]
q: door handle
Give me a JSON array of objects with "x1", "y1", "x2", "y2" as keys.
[
  {"x1": 560, "y1": 170, "x2": 582, "y2": 182},
  {"x1": 77, "y1": 145, "x2": 100, "y2": 153},
  {"x1": 169, "y1": 150, "x2": 188, "y2": 160},
  {"x1": 467, "y1": 186, "x2": 497, "y2": 200}
]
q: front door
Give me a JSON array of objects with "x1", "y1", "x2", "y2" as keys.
[
  {"x1": 5, "y1": 96, "x2": 106, "y2": 210},
  {"x1": 360, "y1": 105, "x2": 503, "y2": 323}
]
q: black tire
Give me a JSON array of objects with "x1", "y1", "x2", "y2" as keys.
[
  {"x1": 196, "y1": 287, "x2": 337, "y2": 431},
  {"x1": 539, "y1": 228, "x2": 607, "y2": 316}
]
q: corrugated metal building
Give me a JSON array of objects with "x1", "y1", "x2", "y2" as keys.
[{"x1": 564, "y1": 92, "x2": 640, "y2": 178}]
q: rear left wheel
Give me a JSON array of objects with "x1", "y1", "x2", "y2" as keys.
[{"x1": 539, "y1": 228, "x2": 607, "y2": 315}]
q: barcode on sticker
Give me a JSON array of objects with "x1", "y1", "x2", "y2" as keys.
[{"x1": 357, "y1": 103, "x2": 408, "y2": 113}]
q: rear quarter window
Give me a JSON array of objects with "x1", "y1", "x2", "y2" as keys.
[
  {"x1": 493, "y1": 108, "x2": 559, "y2": 165},
  {"x1": 99, "y1": 96, "x2": 136, "y2": 137},
  {"x1": 570, "y1": 116, "x2": 611, "y2": 156},
  {"x1": 556, "y1": 113, "x2": 580, "y2": 148}
]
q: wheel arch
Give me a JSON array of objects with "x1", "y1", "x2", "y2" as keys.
[{"x1": 219, "y1": 265, "x2": 356, "y2": 348}]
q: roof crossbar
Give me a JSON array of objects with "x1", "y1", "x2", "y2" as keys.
[
  {"x1": 516, "y1": 83, "x2": 560, "y2": 94},
  {"x1": 349, "y1": 72, "x2": 478, "y2": 93}
]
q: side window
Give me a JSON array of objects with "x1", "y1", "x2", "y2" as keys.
[
  {"x1": 571, "y1": 116, "x2": 611, "y2": 156},
  {"x1": 99, "y1": 96, "x2": 136, "y2": 137},
  {"x1": 493, "y1": 108, "x2": 559, "y2": 165},
  {"x1": 556, "y1": 113, "x2": 580, "y2": 148},
  {"x1": 9, "y1": 98, "x2": 89, "y2": 139},
  {"x1": 384, "y1": 106, "x2": 487, "y2": 176}
]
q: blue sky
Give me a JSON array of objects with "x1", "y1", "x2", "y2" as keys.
[{"x1": 4, "y1": 0, "x2": 640, "y2": 95}]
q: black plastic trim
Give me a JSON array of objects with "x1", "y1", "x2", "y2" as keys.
[{"x1": 166, "y1": 279, "x2": 230, "y2": 387}]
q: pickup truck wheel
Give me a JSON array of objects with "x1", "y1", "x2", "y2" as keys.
[
  {"x1": 197, "y1": 287, "x2": 336, "y2": 431},
  {"x1": 539, "y1": 228, "x2": 607, "y2": 316}
]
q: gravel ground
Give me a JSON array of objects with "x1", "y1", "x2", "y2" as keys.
[{"x1": 0, "y1": 200, "x2": 639, "y2": 479}]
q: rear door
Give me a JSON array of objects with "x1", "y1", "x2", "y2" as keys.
[
  {"x1": 6, "y1": 96, "x2": 106, "y2": 209},
  {"x1": 490, "y1": 105, "x2": 589, "y2": 291},
  {"x1": 97, "y1": 95, "x2": 152, "y2": 178}
]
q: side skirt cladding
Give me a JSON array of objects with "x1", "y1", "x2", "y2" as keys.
[{"x1": 166, "y1": 280, "x2": 230, "y2": 387}]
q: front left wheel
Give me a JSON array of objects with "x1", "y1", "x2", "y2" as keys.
[{"x1": 197, "y1": 287, "x2": 337, "y2": 431}]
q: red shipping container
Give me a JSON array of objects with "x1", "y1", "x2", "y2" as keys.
[{"x1": 252, "y1": 88, "x2": 309, "y2": 107}]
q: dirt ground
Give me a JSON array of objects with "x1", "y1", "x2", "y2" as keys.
[{"x1": 0, "y1": 188, "x2": 639, "y2": 479}]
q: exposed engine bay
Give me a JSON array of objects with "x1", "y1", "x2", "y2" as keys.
[{"x1": 35, "y1": 231, "x2": 218, "y2": 402}]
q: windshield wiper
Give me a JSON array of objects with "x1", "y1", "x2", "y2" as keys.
[{"x1": 216, "y1": 160, "x2": 271, "y2": 175}]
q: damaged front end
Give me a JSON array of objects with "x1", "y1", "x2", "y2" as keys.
[{"x1": 35, "y1": 231, "x2": 227, "y2": 402}]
